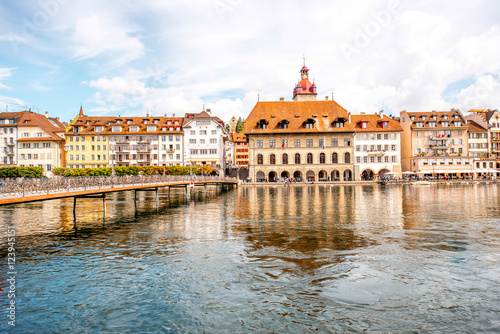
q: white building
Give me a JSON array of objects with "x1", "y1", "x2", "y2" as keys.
[
  {"x1": 0, "y1": 112, "x2": 20, "y2": 166},
  {"x1": 352, "y1": 112, "x2": 403, "y2": 180},
  {"x1": 183, "y1": 109, "x2": 228, "y2": 172}
]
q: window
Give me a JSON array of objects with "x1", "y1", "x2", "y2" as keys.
[
  {"x1": 282, "y1": 153, "x2": 288, "y2": 164},
  {"x1": 356, "y1": 145, "x2": 360, "y2": 152},
  {"x1": 200, "y1": 130, "x2": 207, "y2": 135},
  {"x1": 210, "y1": 138, "x2": 217, "y2": 144},
  {"x1": 319, "y1": 138, "x2": 324, "y2": 148},
  {"x1": 333, "y1": 121, "x2": 345, "y2": 128},
  {"x1": 270, "y1": 154, "x2": 276, "y2": 165},
  {"x1": 257, "y1": 140, "x2": 263, "y2": 148},
  {"x1": 190, "y1": 130, "x2": 195, "y2": 135},
  {"x1": 278, "y1": 120, "x2": 289, "y2": 129},
  {"x1": 257, "y1": 154, "x2": 263, "y2": 164},
  {"x1": 344, "y1": 152, "x2": 351, "y2": 163},
  {"x1": 344, "y1": 138, "x2": 351, "y2": 146},
  {"x1": 257, "y1": 120, "x2": 268, "y2": 129},
  {"x1": 294, "y1": 139, "x2": 301, "y2": 147},
  {"x1": 306, "y1": 139, "x2": 313, "y2": 147},
  {"x1": 189, "y1": 139, "x2": 196, "y2": 144},
  {"x1": 307, "y1": 153, "x2": 313, "y2": 164},
  {"x1": 295, "y1": 153, "x2": 301, "y2": 164},
  {"x1": 209, "y1": 149, "x2": 217, "y2": 154},
  {"x1": 429, "y1": 122, "x2": 436, "y2": 127},
  {"x1": 211, "y1": 130, "x2": 217, "y2": 135},
  {"x1": 269, "y1": 140, "x2": 276, "y2": 148},
  {"x1": 332, "y1": 152, "x2": 338, "y2": 164},
  {"x1": 331, "y1": 138, "x2": 338, "y2": 147},
  {"x1": 112, "y1": 126, "x2": 122, "y2": 132},
  {"x1": 200, "y1": 139, "x2": 205, "y2": 144},
  {"x1": 200, "y1": 149, "x2": 207, "y2": 154},
  {"x1": 190, "y1": 149, "x2": 198, "y2": 155},
  {"x1": 415, "y1": 122, "x2": 424, "y2": 127},
  {"x1": 320, "y1": 153, "x2": 325, "y2": 164}
]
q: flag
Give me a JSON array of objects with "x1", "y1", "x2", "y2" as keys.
[
  {"x1": 282, "y1": 139, "x2": 285, "y2": 150},
  {"x1": 322, "y1": 136, "x2": 325, "y2": 150}
]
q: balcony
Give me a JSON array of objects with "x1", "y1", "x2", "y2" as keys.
[
  {"x1": 115, "y1": 139, "x2": 130, "y2": 144},
  {"x1": 4, "y1": 150, "x2": 14, "y2": 156},
  {"x1": 166, "y1": 148, "x2": 175, "y2": 153},
  {"x1": 137, "y1": 148, "x2": 151, "y2": 153},
  {"x1": 491, "y1": 136, "x2": 500, "y2": 142},
  {"x1": 5, "y1": 142, "x2": 15, "y2": 147},
  {"x1": 137, "y1": 140, "x2": 151, "y2": 145},
  {"x1": 367, "y1": 150, "x2": 386, "y2": 156}
]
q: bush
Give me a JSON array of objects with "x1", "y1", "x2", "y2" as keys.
[
  {"x1": 0, "y1": 166, "x2": 43, "y2": 178},
  {"x1": 52, "y1": 167, "x2": 66, "y2": 176}
]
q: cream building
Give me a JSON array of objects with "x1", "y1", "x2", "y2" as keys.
[
  {"x1": 245, "y1": 64, "x2": 357, "y2": 182},
  {"x1": 351, "y1": 112, "x2": 403, "y2": 180}
]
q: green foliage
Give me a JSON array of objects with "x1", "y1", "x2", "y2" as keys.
[
  {"x1": 236, "y1": 117, "x2": 244, "y2": 133},
  {"x1": 45, "y1": 164, "x2": 205, "y2": 177},
  {"x1": 0, "y1": 166, "x2": 43, "y2": 178},
  {"x1": 225, "y1": 123, "x2": 230, "y2": 133},
  {"x1": 52, "y1": 167, "x2": 66, "y2": 176}
]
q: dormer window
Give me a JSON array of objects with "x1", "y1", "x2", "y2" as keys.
[
  {"x1": 112, "y1": 126, "x2": 122, "y2": 133},
  {"x1": 174, "y1": 121, "x2": 179, "y2": 125},
  {"x1": 257, "y1": 119, "x2": 268, "y2": 129},
  {"x1": 167, "y1": 121, "x2": 172, "y2": 125},
  {"x1": 143, "y1": 119, "x2": 148, "y2": 125},
  {"x1": 278, "y1": 120, "x2": 289, "y2": 129},
  {"x1": 95, "y1": 126, "x2": 102, "y2": 133},
  {"x1": 333, "y1": 117, "x2": 346, "y2": 128},
  {"x1": 428, "y1": 122, "x2": 436, "y2": 127},
  {"x1": 381, "y1": 121, "x2": 388, "y2": 129},
  {"x1": 415, "y1": 122, "x2": 424, "y2": 127},
  {"x1": 432, "y1": 115, "x2": 437, "y2": 120},
  {"x1": 454, "y1": 121, "x2": 462, "y2": 127},
  {"x1": 74, "y1": 127, "x2": 80, "y2": 133},
  {"x1": 127, "y1": 120, "x2": 132, "y2": 125},
  {"x1": 410, "y1": 116, "x2": 415, "y2": 120},
  {"x1": 147, "y1": 125, "x2": 156, "y2": 132},
  {"x1": 443, "y1": 115, "x2": 448, "y2": 119},
  {"x1": 442, "y1": 121, "x2": 449, "y2": 127},
  {"x1": 130, "y1": 126, "x2": 139, "y2": 132},
  {"x1": 360, "y1": 121, "x2": 368, "y2": 129},
  {"x1": 303, "y1": 119, "x2": 315, "y2": 129},
  {"x1": 86, "y1": 121, "x2": 90, "y2": 125},
  {"x1": 116, "y1": 120, "x2": 122, "y2": 124},
  {"x1": 421, "y1": 116, "x2": 426, "y2": 120},
  {"x1": 454, "y1": 115, "x2": 459, "y2": 119}
]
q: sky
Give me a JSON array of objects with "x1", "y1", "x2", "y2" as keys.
[{"x1": 1, "y1": 0, "x2": 500, "y2": 125}]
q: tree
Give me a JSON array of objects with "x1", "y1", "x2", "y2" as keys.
[
  {"x1": 225, "y1": 123, "x2": 230, "y2": 133},
  {"x1": 236, "y1": 117, "x2": 244, "y2": 133}
]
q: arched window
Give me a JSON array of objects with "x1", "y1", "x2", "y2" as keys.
[
  {"x1": 320, "y1": 153, "x2": 325, "y2": 164},
  {"x1": 344, "y1": 152, "x2": 351, "y2": 163},
  {"x1": 295, "y1": 153, "x2": 301, "y2": 164},
  {"x1": 282, "y1": 153, "x2": 288, "y2": 165},
  {"x1": 307, "y1": 153, "x2": 313, "y2": 164},
  {"x1": 257, "y1": 154, "x2": 263, "y2": 165},
  {"x1": 270, "y1": 154, "x2": 276, "y2": 165},
  {"x1": 332, "y1": 152, "x2": 338, "y2": 164}
]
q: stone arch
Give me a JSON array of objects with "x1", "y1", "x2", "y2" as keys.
[
  {"x1": 343, "y1": 169, "x2": 353, "y2": 181},
  {"x1": 293, "y1": 170, "x2": 303, "y2": 181},
  {"x1": 256, "y1": 171, "x2": 266, "y2": 182},
  {"x1": 378, "y1": 168, "x2": 390, "y2": 178},
  {"x1": 281, "y1": 170, "x2": 290, "y2": 179},
  {"x1": 361, "y1": 169, "x2": 374, "y2": 181},
  {"x1": 268, "y1": 171, "x2": 278, "y2": 182},
  {"x1": 331, "y1": 169, "x2": 340, "y2": 181},
  {"x1": 318, "y1": 170, "x2": 328, "y2": 181},
  {"x1": 306, "y1": 170, "x2": 315, "y2": 181}
]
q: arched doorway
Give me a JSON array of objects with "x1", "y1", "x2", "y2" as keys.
[
  {"x1": 378, "y1": 168, "x2": 390, "y2": 178},
  {"x1": 293, "y1": 170, "x2": 303, "y2": 181},
  {"x1": 331, "y1": 170, "x2": 340, "y2": 181},
  {"x1": 318, "y1": 170, "x2": 328, "y2": 181},
  {"x1": 256, "y1": 171, "x2": 265, "y2": 182},
  {"x1": 344, "y1": 169, "x2": 352, "y2": 181},
  {"x1": 281, "y1": 171, "x2": 290, "y2": 180},
  {"x1": 268, "y1": 171, "x2": 278, "y2": 182},
  {"x1": 306, "y1": 170, "x2": 315, "y2": 182},
  {"x1": 362, "y1": 169, "x2": 374, "y2": 180}
]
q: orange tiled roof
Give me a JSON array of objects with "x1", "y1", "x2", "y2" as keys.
[
  {"x1": 244, "y1": 100, "x2": 353, "y2": 134},
  {"x1": 405, "y1": 110, "x2": 468, "y2": 129},
  {"x1": 67, "y1": 116, "x2": 184, "y2": 135},
  {"x1": 230, "y1": 133, "x2": 248, "y2": 142},
  {"x1": 351, "y1": 114, "x2": 403, "y2": 132},
  {"x1": 1, "y1": 111, "x2": 66, "y2": 141}
]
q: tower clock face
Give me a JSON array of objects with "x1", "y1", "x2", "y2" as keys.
[{"x1": 302, "y1": 74, "x2": 307, "y2": 79}]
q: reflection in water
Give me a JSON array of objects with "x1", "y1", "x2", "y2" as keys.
[{"x1": 0, "y1": 184, "x2": 499, "y2": 333}]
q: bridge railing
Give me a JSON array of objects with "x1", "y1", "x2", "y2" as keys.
[{"x1": 0, "y1": 175, "x2": 236, "y2": 197}]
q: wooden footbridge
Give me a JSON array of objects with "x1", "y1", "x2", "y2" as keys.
[{"x1": 0, "y1": 175, "x2": 238, "y2": 216}]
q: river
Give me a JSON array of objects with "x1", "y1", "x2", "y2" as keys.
[{"x1": 0, "y1": 184, "x2": 499, "y2": 333}]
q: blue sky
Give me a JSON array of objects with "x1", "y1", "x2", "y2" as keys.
[{"x1": 1, "y1": 0, "x2": 500, "y2": 124}]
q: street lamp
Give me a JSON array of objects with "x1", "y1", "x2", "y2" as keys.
[
  {"x1": 63, "y1": 144, "x2": 69, "y2": 168},
  {"x1": 432, "y1": 161, "x2": 436, "y2": 180},
  {"x1": 109, "y1": 144, "x2": 116, "y2": 176}
]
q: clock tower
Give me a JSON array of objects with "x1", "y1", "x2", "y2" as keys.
[{"x1": 292, "y1": 62, "x2": 317, "y2": 102}]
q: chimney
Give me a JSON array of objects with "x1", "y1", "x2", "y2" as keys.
[
  {"x1": 173, "y1": 113, "x2": 175, "y2": 117},
  {"x1": 45, "y1": 111, "x2": 49, "y2": 118},
  {"x1": 348, "y1": 112, "x2": 351, "y2": 123},
  {"x1": 325, "y1": 96, "x2": 329, "y2": 100},
  {"x1": 280, "y1": 97, "x2": 284, "y2": 101},
  {"x1": 379, "y1": 110, "x2": 383, "y2": 119},
  {"x1": 206, "y1": 108, "x2": 211, "y2": 115},
  {"x1": 360, "y1": 112, "x2": 365, "y2": 115}
]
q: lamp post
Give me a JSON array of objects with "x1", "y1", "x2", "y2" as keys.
[
  {"x1": 109, "y1": 143, "x2": 116, "y2": 176},
  {"x1": 432, "y1": 161, "x2": 436, "y2": 180},
  {"x1": 249, "y1": 138, "x2": 255, "y2": 182},
  {"x1": 63, "y1": 143, "x2": 69, "y2": 168}
]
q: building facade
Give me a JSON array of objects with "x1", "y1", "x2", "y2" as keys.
[
  {"x1": 0, "y1": 112, "x2": 21, "y2": 166},
  {"x1": 65, "y1": 108, "x2": 184, "y2": 168},
  {"x1": 183, "y1": 110, "x2": 227, "y2": 171},
  {"x1": 0, "y1": 110, "x2": 66, "y2": 173},
  {"x1": 351, "y1": 112, "x2": 403, "y2": 180},
  {"x1": 245, "y1": 64, "x2": 357, "y2": 182},
  {"x1": 400, "y1": 109, "x2": 474, "y2": 177},
  {"x1": 231, "y1": 133, "x2": 249, "y2": 168}
]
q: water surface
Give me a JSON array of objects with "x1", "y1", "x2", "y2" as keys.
[{"x1": 0, "y1": 184, "x2": 499, "y2": 333}]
